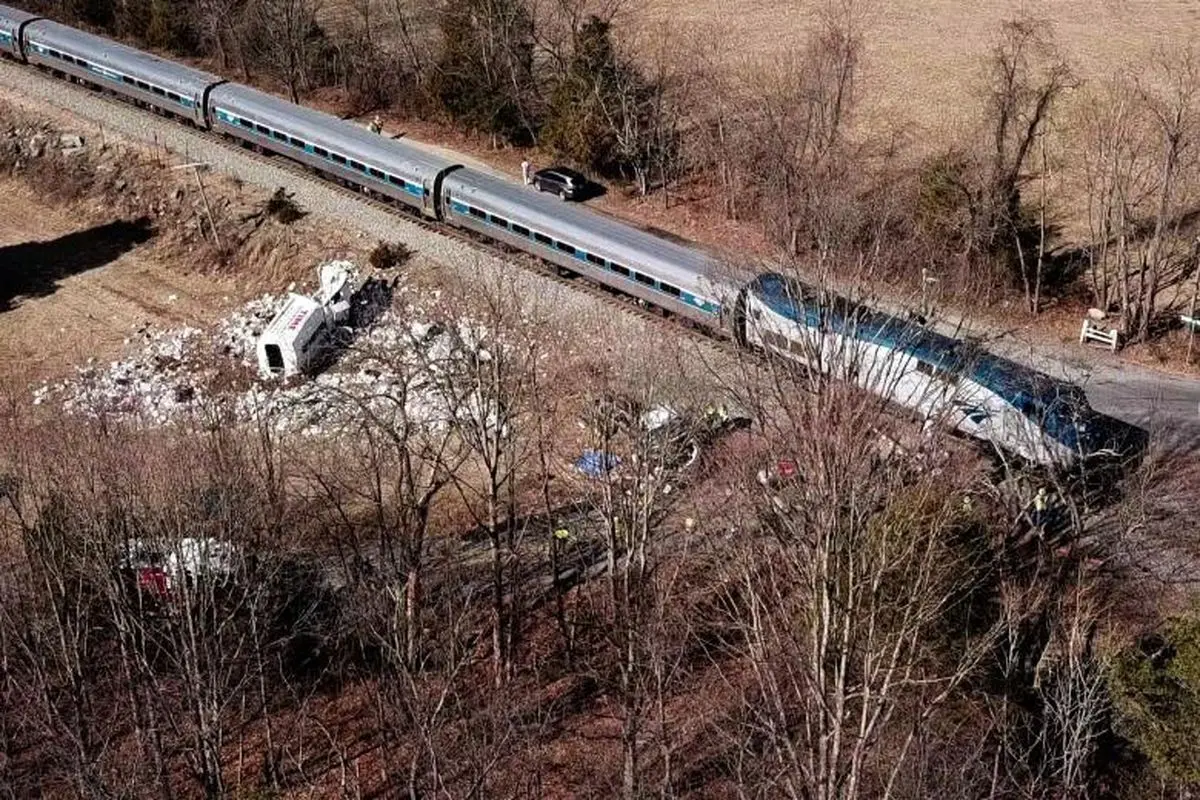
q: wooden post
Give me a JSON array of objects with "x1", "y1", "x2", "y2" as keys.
[
  {"x1": 1189, "y1": 238, "x2": 1200, "y2": 365},
  {"x1": 193, "y1": 166, "x2": 221, "y2": 252},
  {"x1": 172, "y1": 162, "x2": 221, "y2": 252}
]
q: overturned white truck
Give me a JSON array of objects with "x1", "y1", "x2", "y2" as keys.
[{"x1": 256, "y1": 262, "x2": 356, "y2": 378}]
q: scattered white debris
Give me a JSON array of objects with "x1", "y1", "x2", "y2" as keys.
[{"x1": 32, "y1": 275, "x2": 524, "y2": 439}]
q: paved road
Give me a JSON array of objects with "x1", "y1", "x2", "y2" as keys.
[
  {"x1": 2, "y1": 60, "x2": 1197, "y2": 441},
  {"x1": 984, "y1": 335, "x2": 1200, "y2": 435}
]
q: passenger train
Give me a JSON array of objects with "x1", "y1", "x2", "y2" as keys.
[{"x1": 0, "y1": 3, "x2": 1147, "y2": 469}]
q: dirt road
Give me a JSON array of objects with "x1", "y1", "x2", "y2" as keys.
[{"x1": 0, "y1": 181, "x2": 238, "y2": 382}]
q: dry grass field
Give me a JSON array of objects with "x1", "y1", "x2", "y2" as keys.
[{"x1": 637, "y1": 0, "x2": 1199, "y2": 147}]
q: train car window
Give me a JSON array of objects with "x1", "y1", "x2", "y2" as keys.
[
  {"x1": 313, "y1": 146, "x2": 328, "y2": 158},
  {"x1": 556, "y1": 241, "x2": 576, "y2": 255},
  {"x1": 78, "y1": 59, "x2": 91, "y2": 68},
  {"x1": 238, "y1": 118, "x2": 253, "y2": 129},
  {"x1": 610, "y1": 263, "x2": 630, "y2": 277},
  {"x1": 330, "y1": 153, "x2": 346, "y2": 165},
  {"x1": 289, "y1": 136, "x2": 304, "y2": 148},
  {"x1": 272, "y1": 130, "x2": 287, "y2": 141},
  {"x1": 168, "y1": 92, "x2": 181, "y2": 102},
  {"x1": 511, "y1": 223, "x2": 530, "y2": 237},
  {"x1": 255, "y1": 124, "x2": 269, "y2": 135},
  {"x1": 533, "y1": 232, "x2": 553, "y2": 246},
  {"x1": 468, "y1": 206, "x2": 487, "y2": 219},
  {"x1": 387, "y1": 175, "x2": 404, "y2": 187},
  {"x1": 349, "y1": 160, "x2": 365, "y2": 172},
  {"x1": 136, "y1": 81, "x2": 150, "y2": 90},
  {"x1": 489, "y1": 214, "x2": 509, "y2": 228},
  {"x1": 585, "y1": 252, "x2": 605, "y2": 266},
  {"x1": 152, "y1": 86, "x2": 166, "y2": 96},
  {"x1": 634, "y1": 272, "x2": 656, "y2": 287},
  {"x1": 122, "y1": 76, "x2": 135, "y2": 85},
  {"x1": 660, "y1": 283, "x2": 681, "y2": 298},
  {"x1": 368, "y1": 168, "x2": 385, "y2": 180}
]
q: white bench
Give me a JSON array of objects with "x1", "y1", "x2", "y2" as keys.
[{"x1": 1080, "y1": 318, "x2": 1120, "y2": 352}]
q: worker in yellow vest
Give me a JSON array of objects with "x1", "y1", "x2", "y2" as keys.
[{"x1": 1032, "y1": 487, "x2": 1049, "y2": 531}]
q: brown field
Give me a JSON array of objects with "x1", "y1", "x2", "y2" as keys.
[
  {"x1": 637, "y1": 0, "x2": 1199, "y2": 147},
  {"x1": 0, "y1": 181, "x2": 233, "y2": 382}
]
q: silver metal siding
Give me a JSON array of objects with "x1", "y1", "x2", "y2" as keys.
[
  {"x1": 206, "y1": 83, "x2": 459, "y2": 194},
  {"x1": 209, "y1": 109, "x2": 421, "y2": 213},
  {"x1": 22, "y1": 20, "x2": 220, "y2": 98},
  {"x1": 442, "y1": 168, "x2": 725, "y2": 298},
  {"x1": 445, "y1": 204, "x2": 718, "y2": 325}
]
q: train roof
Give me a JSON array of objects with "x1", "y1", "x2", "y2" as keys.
[
  {"x1": 0, "y1": 3, "x2": 40, "y2": 31},
  {"x1": 750, "y1": 272, "x2": 1092, "y2": 412},
  {"x1": 207, "y1": 82, "x2": 460, "y2": 183},
  {"x1": 22, "y1": 18, "x2": 221, "y2": 95},
  {"x1": 443, "y1": 167, "x2": 736, "y2": 300}
]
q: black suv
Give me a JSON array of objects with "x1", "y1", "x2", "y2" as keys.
[{"x1": 532, "y1": 166, "x2": 588, "y2": 200}]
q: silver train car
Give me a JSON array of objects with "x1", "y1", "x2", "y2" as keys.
[
  {"x1": 0, "y1": 3, "x2": 37, "y2": 59},
  {"x1": 206, "y1": 82, "x2": 456, "y2": 218},
  {"x1": 440, "y1": 167, "x2": 727, "y2": 325},
  {"x1": 21, "y1": 17, "x2": 221, "y2": 125}
]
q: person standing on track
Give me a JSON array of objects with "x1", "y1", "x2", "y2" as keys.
[
  {"x1": 521, "y1": 159, "x2": 531, "y2": 186},
  {"x1": 369, "y1": 115, "x2": 382, "y2": 134}
]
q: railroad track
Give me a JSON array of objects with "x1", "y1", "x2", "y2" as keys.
[{"x1": 40, "y1": 69, "x2": 738, "y2": 361}]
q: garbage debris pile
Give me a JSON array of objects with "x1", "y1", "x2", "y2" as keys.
[
  {"x1": 32, "y1": 263, "x2": 509, "y2": 437},
  {"x1": 573, "y1": 395, "x2": 752, "y2": 481}
]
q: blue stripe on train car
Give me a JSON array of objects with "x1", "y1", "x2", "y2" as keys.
[{"x1": 684, "y1": 293, "x2": 719, "y2": 314}]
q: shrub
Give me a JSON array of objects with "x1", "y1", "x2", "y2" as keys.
[
  {"x1": 1109, "y1": 608, "x2": 1200, "y2": 786},
  {"x1": 264, "y1": 188, "x2": 304, "y2": 224},
  {"x1": 368, "y1": 241, "x2": 414, "y2": 271}
]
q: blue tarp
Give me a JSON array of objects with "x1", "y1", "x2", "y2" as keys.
[{"x1": 575, "y1": 449, "x2": 621, "y2": 478}]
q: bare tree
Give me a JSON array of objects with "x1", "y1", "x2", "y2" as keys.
[
  {"x1": 572, "y1": 369, "x2": 706, "y2": 799},
  {"x1": 433, "y1": 274, "x2": 543, "y2": 686},
  {"x1": 741, "y1": 3, "x2": 862, "y2": 255},
  {"x1": 700, "y1": 295, "x2": 1005, "y2": 799},
  {"x1": 1078, "y1": 50, "x2": 1200, "y2": 341},
  {"x1": 246, "y1": 0, "x2": 322, "y2": 103},
  {"x1": 981, "y1": 15, "x2": 1073, "y2": 312}
]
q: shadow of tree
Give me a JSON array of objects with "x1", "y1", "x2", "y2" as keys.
[{"x1": 0, "y1": 217, "x2": 155, "y2": 312}]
